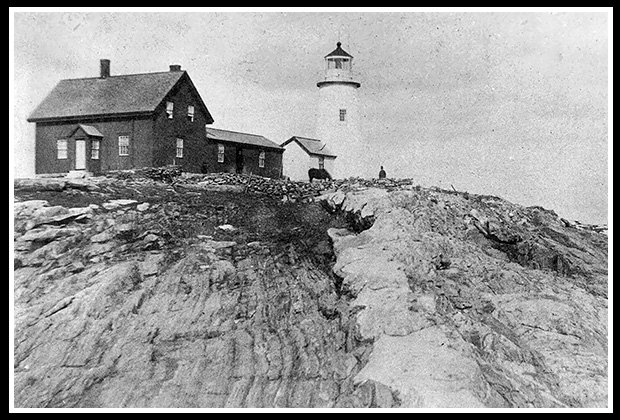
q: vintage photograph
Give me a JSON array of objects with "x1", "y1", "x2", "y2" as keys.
[{"x1": 10, "y1": 8, "x2": 611, "y2": 411}]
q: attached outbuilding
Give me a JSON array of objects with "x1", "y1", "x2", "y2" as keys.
[
  {"x1": 280, "y1": 136, "x2": 336, "y2": 181},
  {"x1": 204, "y1": 128, "x2": 284, "y2": 179}
]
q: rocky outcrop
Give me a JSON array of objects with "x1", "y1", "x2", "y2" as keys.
[
  {"x1": 13, "y1": 178, "x2": 395, "y2": 408},
  {"x1": 13, "y1": 174, "x2": 608, "y2": 408},
  {"x1": 319, "y1": 186, "x2": 608, "y2": 408},
  {"x1": 14, "y1": 246, "x2": 380, "y2": 407}
]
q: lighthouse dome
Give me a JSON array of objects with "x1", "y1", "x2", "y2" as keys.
[{"x1": 318, "y1": 42, "x2": 361, "y2": 88}]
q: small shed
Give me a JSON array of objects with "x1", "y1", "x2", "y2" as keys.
[{"x1": 280, "y1": 136, "x2": 336, "y2": 181}]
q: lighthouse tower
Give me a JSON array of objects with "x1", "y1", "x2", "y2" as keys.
[{"x1": 316, "y1": 42, "x2": 364, "y2": 179}]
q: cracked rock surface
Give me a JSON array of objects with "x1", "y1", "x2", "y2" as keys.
[
  {"x1": 320, "y1": 186, "x2": 608, "y2": 408},
  {"x1": 15, "y1": 250, "x2": 376, "y2": 408},
  {"x1": 13, "y1": 175, "x2": 607, "y2": 408},
  {"x1": 13, "y1": 177, "x2": 390, "y2": 408}
]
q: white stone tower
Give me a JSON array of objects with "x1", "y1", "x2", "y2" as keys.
[{"x1": 316, "y1": 42, "x2": 364, "y2": 179}]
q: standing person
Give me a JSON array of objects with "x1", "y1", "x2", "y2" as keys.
[{"x1": 378, "y1": 165, "x2": 387, "y2": 179}]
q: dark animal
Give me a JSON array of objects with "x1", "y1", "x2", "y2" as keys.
[
  {"x1": 379, "y1": 166, "x2": 386, "y2": 179},
  {"x1": 308, "y1": 168, "x2": 332, "y2": 182}
]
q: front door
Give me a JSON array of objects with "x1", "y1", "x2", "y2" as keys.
[
  {"x1": 75, "y1": 140, "x2": 86, "y2": 170},
  {"x1": 235, "y1": 148, "x2": 244, "y2": 174}
]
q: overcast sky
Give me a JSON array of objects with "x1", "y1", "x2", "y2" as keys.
[{"x1": 11, "y1": 9, "x2": 610, "y2": 224}]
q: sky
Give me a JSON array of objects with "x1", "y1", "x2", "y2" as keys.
[{"x1": 10, "y1": 8, "x2": 611, "y2": 225}]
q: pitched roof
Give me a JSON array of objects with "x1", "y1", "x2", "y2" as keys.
[
  {"x1": 75, "y1": 124, "x2": 103, "y2": 137},
  {"x1": 325, "y1": 42, "x2": 353, "y2": 58},
  {"x1": 205, "y1": 128, "x2": 283, "y2": 151},
  {"x1": 281, "y1": 136, "x2": 337, "y2": 158},
  {"x1": 27, "y1": 70, "x2": 213, "y2": 123}
]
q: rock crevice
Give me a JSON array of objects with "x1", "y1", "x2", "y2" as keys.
[
  {"x1": 13, "y1": 175, "x2": 607, "y2": 408},
  {"x1": 319, "y1": 186, "x2": 608, "y2": 408}
]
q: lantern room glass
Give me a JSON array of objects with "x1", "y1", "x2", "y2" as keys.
[{"x1": 327, "y1": 58, "x2": 350, "y2": 71}]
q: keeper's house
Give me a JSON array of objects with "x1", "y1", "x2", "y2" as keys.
[{"x1": 27, "y1": 59, "x2": 216, "y2": 176}]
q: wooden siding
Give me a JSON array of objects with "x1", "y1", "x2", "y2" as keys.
[
  {"x1": 199, "y1": 141, "x2": 283, "y2": 179},
  {"x1": 34, "y1": 116, "x2": 153, "y2": 175},
  {"x1": 31, "y1": 71, "x2": 285, "y2": 178},
  {"x1": 151, "y1": 77, "x2": 212, "y2": 173},
  {"x1": 32, "y1": 74, "x2": 212, "y2": 175}
]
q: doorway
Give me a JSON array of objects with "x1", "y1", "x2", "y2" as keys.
[
  {"x1": 235, "y1": 148, "x2": 244, "y2": 174},
  {"x1": 75, "y1": 139, "x2": 86, "y2": 170}
]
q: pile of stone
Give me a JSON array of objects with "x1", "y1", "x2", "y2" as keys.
[
  {"x1": 179, "y1": 173, "x2": 333, "y2": 202},
  {"x1": 102, "y1": 166, "x2": 432, "y2": 201},
  {"x1": 106, "y1": 165, "x2": 183, "y2": 183},
  {"x1": 100, "y1": 165, "x2": 437, "y2": 202},
  {"x1": 178, "y1": 173, "x2": 429, "y2": 202}
]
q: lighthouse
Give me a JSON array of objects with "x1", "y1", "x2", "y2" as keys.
[{"x1": 316, "y1": 42, "x2": 364, "y2": 179}]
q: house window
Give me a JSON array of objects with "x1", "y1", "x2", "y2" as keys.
[
  {"x1": 339, "y1": 109, "x2": 346, "y2": 121},
  {"x1": 166, "y1": 101, "x2": 174, "y2": 119},
  {"x1": 187, "y1": 105, "x2": 195, "y2": 122},
  {"x1": 217, "y1": 143, "x2": 225, "y2": 163},
  {"x1": 91, "y1": 139, "x2": 100, "y2": 160},
  {"x1": 118, "y1": 135, "x2": 130, "y2": 156},
  {"x1": 318, "y1": 156, "x2": 325, "y2": 170},
  {"x1": 57, "y1": 139, "x2": 68, "y2": 159},
  {"x1": 258, "y1": 151, "x2": 265, "y2": 168},
  {"x1": 176, "y1": 138, "x2": 184, "y2": 158}
]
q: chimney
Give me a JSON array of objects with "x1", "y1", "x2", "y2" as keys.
[
  {"x1": 100, "y1": 59, "x2": 110, "y2": 78},
  {"x1": 169, "y1": 64, "x2": 182, "y2": 72}
]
